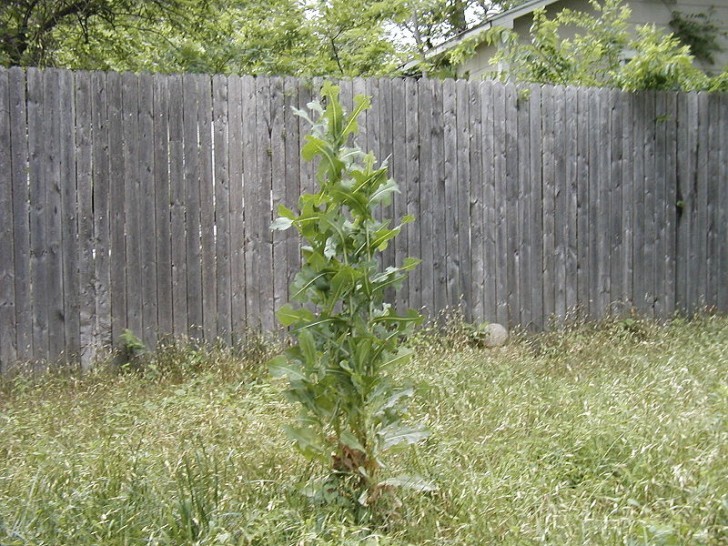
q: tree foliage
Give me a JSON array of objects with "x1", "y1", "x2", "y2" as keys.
[
  {"x1": 491, "y1": 0, "x2": 728, "y2": 91},
  {"x1": 1, "y1": 0, "x2": 517, "y2": 76}
]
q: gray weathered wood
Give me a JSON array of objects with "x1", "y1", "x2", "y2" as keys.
[
  {"x1": 485, "y1": 81, "x2": 501, "y2": 323},
  {"x1": 228, "y1": 75, "x2": 246, "y2": 340},
  {"x1": 283, "y1": 77, "x2": 301, "y2": 303},
  {"x1": 430, "y1": 79, "x2": 448, "y2": 318},
  {"x1": 456, "y1": 80, "x2": 472, "y2": 319},
  {"x1": 417, "y1": 79, "x2": 434, "y2": 316},
  {"x1": 9, "y1": 68, "x2": 31, "y2": 363},
  {"x1": 4, "y1": 73, "x2": 728, "y2": 370},
  {"x1": 391, "y1": 78, "x2": 409, "y2": 314},
  {"x1": 504, "y1": 83, "x2": 519, "y2": 326},
  {"x1": 541, "y1": 85, "x2": 555, "y2": 323},
  {"x1": 551, "y1": 85, "x2": 566, "y2": 322},
  {"x1": 596, "y1": 88, "x2": 611, "y2": 318},
  {"x1": 564, "y1": 86, "x2": 578, "y2": 315},
  {"x1": 0, "y1": 69, "x2": 16, "y2": 372},
  {"x1": 27, "y1": 68, "x2": 50, "y2": 362},
  {"x1": 182, "y1": 74, "x2": 203, "y2": 339},
  {"x1": 469, "y1": 81, "x2": 485, "y2": 323},
  {"x1": 718, "y1": 94, "x2": 728, "y2": 312},
  {"x1": 443, "y1": 79, "x2": 459, "y2": 311},
  {"x1": 653, "y1": 91, "x2": 668, "y2": 318},
  {"x1": 242, "y1": 76, "x2": 260, "y2": 331},
  {"x1": 270, "y1": 77, "x2": 288, "y2": 328},
  {"x1": 405, "y1": 78, "x2": 421, "y2": 311},
  {"x1": 196, "y1": 74, "x2": 216, "y2": 343},
  {"x1": 168, "y1": 74, "x2": 187, "y2": 338},
  {"x1": 528, "y1": 84, "x2": 543, "y2": 330},
  {"x1": 256, "y1": 77, "x2": 275, "y2": 332},
  {"x1": 608, "y1": 88, "x2": 624, "y2": 313},
  {"x1": 44, "y1": 70, "x2": 65, "y2": 363},
  {"x1": 153, "y1": 73, "x2": 172, "y2": 340},
  {"x1": 138, "y1": 73, "x2": 158, "y2": 349},
  {"x1": 213, "y1": 75, "x2": 231, "y2": 344},
  {"x1": 74, "y1": 72, "x2": 96, "y2": 368}
]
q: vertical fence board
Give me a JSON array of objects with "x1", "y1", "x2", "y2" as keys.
[
  {"x1": 417, "y1": 79, "x2": 434, "y2": 315},
  {"x1": 196, "y1": 75, "x2": 216, "y2": 342},
  {"x1": 590, "y1": 89, "x2": 606, "y2": 319},
  {"x1": 608, "y1": 88, "x2": 624, "y2": 314},
  {"x1": 516, "y1": 86, "x2": 531, "y2": 327},
  {"x1": 552, "y1": 85, "x2": 567, "y2": 322},
  {"x1": 504, "y1": 84, "x2": 519, "y2": 326},
  {"x1": 283, "y1": 77, "x2": 301, "y2": 301},
  {"x1": 564, "y1": 87, "x2": 578, "y2": 315},
  {"x1": 228, "y1": 75, "x2": 246, "y2": 339},
  {"x1": 526, "y1": 85, "x2": 543, "y2": 330},
  {"x1": 91, "y1": 72, "x2": 111, "y2": 351},
  {"x1": 430, "y1": 80, "x2": 448, "y2": 318},
  {"x1": 654, "y1": 91, "x2": 668, "y2": 318},
  {"x1": 182, "y1": 74, "x2": 203, "y2": 338},
  {"x1": 168, "y1": 74, "x2": 187, "y2": 337},
  {"x1": 706, "y1": 93, "x2": 720, "y2": 308},
  {"x1": 75, "y1": 72, "x2": 95, "y2": 367},
  {"x1": 256, "y1": 78, "x2": 275, "y2": 332},
  {"x1": 597, "y1": 89, "x2": 611, "y2": 317},
  {"x1": 27, "y1": 68, "x2": 49, "y2": 362},
  {"x1": 621, "y1": 92, "x2": 634, "y2": 309},
  {"x1": 0, "y1": 69, "x2": 16, "y2": 372},
  {"x1": 493, "y1": 83, "x2": 508, "y2": 325},
  {"x1": 692, "y1": 97, "x2": 706, "y2": 306},
  {"x1": 213, "y1": 75, "x2": 231, "y2": 344},
  {"x1": 541, "y1": 85, "x2": 555, "y2": 323},
  {"x1": 153, "y1": 74, "x2": 172, "y2": 341},
  {"x1": 122, "y1": 73, "x2": 144, "y2": 340},
  {"x1": 576, "y1": 88, "x2": 590, "y2": 316},
  {"x1": 270, "y1": 77, "x2": 288, "y2": 327},
  {"x1": 719, "y1": 94, "x2": 728, "y2": 311},
  {"x1": 57, "y1": 70, "x2": 80, "y2": 361},
  {"x1": 456, "y1": 80, "x2": 472, "y2": 318},
  {"x1": 663, "y1": 92, "x2": 677, "y2": 315},
  {"x1": 391, "y1": 79, "x2": 408, "y2": 313},
  {"x1": 469, "y1": 82, "x2": 485, "y2": 323},
  {"x1": 9, "y1": 68, "x2": 31, "y2": 363},
  {"x1": 44, "y1": 70, "x2": 65, "y2": 362},
  {"x1": 242, "y1": 76, "x2": 260, "y2": 330},
  {"x1": 405, "y1": 78, "x2": 421, "y2": 312},
  {"x1": 642, "y1": 91, "x2": 656, "y2": 318},
  {"x1": 108, "y1": 72, "x2": 127, "y2": 344},
  {"x1": 442, "y1": 80, "x2": 458, "y2": 310},
  {"x1": 138, "y1": 73, "x2": 158, "y2": 349}
]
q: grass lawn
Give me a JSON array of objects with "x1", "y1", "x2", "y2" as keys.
[{"x1": 0, "y1": 316, "x2": 726, "y2": 545}]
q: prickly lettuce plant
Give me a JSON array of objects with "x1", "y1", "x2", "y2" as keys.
[{"x1": 269, "y1": 82, "x2": 430, "y2": 510}]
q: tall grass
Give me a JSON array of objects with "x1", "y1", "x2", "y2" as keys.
[{"x1": 1, "y1": 317, "x2": 726, "y2": 544}]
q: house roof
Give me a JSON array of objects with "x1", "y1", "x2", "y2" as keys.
[{"x1": 416, "y1": 0, "x2": 563, "y2": 62}]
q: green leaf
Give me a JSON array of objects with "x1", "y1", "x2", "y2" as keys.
[
  {"x1": 276, "y1": 304, "x2": 314, "y2": 327},
  {"x1": 270, "y1": 216, "x2": 293, "y2": 231},
  {"x1": 268, "y1": 355, "x2": 307, "y2": 381},
  {"x1": 340, "y1": 430, "x2": 366, "y2": 453},
  {"x1": 379, "y1": 423, "x2": 430, "y2": 450}
]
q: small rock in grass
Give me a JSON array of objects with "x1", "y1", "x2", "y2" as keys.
[{"x1": 484, "y1": 323, "x2": 508, "y2": 347}]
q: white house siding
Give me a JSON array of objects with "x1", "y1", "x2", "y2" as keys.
[{"x1": 456, "y1": 0, "x2": 728, "y2": 79}]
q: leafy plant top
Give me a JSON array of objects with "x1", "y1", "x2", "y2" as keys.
[{"x1": 268, "y1": 82, "x2": 430, "y2": 511}]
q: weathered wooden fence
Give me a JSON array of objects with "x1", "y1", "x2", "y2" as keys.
[{"x1": 1, "y1": 67, "x2": 726, "y2": 370}]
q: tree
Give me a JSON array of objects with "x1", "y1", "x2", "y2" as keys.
[
  {"x1": 491, "y1": 0, "x2": 726, "y2": 91},
  {"x1": 0, "y1": 0, "x2": 211, "y2": 68}
]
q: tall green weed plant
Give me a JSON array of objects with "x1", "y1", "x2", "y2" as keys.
[{"x1": 268, "y1": 82, "x2": 430, "y2": 513}]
